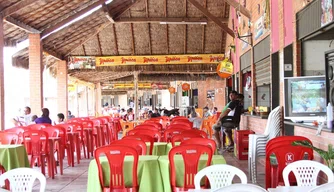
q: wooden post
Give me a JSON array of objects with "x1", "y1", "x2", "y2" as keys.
[
  {"x1": 134, "y1": 71, "x2": 139, "y2": 120},
  {"x1": 0, "y1": 15, "x2": 4, "y2": 130}
]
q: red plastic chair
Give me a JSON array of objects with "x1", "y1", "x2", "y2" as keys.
[
  {"x1": 265, "y1": 136, "x2": 314, "y2": 189},
  {"x1": 181, "y1": 130, "x2": 208, "y2": 138},
  {"x1": 91, "y1": 119, "x2": 104, "y2": 147},
  {"x1": 65, "y1": 122, "x2": 87, "y2": 161},
  {"x1": 53, "y1": 125, "x2": 74, "y2": 167},
  {"x1": 97, "y1": 117, "x2": 112, "y2": 144},
  {"x1": 81, "y1": 120, "x2": 96, "y2": 156},
  {"x1": 94, "y1": 145, "x2": 139, "y2": 192},
  {"x1": 134, "y1": 124, "x2": 160, "y2": 131},
  {"x1": 110, "y1": 118, "x2": 122, "y2": 141},
  {"x1": 171, "y1": 116, "x2": 188, "y2": 122},
  {"x1": 128, "y1": 129, "x2": 161, "y2": 142},
  {"x1": 123, "y1": 135, "x2": 154, "y2": 155},
  {"x1": 0, "y1": 132, "x2": 18, "y2": 144},
  {"x1": 167, "y1": 124, "x2": 192, "y2": 130},
  {"x1": 111, "y1": 139, "x2": 147, "y2": 155},
  {"x1": 164, "y1": 128, "x2": 185, "y2": 142},
  {"x1": 23, "y1": 130, "x2": 53, "y2": 178},
  {"x1": 169, "y1": 144, "x2": 213, "y2": 191},
  {"x1": 26, "y1": 123, "x2": 50, "y2": 130},
  {"x1": 142, "y1": 122, "x2": 162, "y2": 130},
  {"x1": 170, "y1": 121, "x2": 193, "y2": 129},
  {"x1": 170, "y1": 133, "x2": 202, "y2": 147},
  {"x1": 180, "y1": 138, "x2": 217, "y2": 154}
]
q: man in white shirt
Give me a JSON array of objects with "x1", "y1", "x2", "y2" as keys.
[{"x1": 13, "y1": 106, "x2": 33, "y2": 126}]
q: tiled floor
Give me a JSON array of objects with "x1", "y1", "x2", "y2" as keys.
[{"x1": 31, "y1": 150, "x2": 265, "y2": 192}]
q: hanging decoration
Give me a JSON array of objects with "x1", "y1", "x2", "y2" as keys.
[
  {"x1": 182, "y1": 83, "x2": 190, "y2": 91},
  {"x1": 216, "y1": 58, "x2": 233, "y2": 78},
  {"x1": 169, "y1": 87, "x2": 176, "y2": 94}
]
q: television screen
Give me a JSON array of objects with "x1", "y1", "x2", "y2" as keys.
[
  {"x1": 284, "y1": 76, "x2": 327, "y2": 122},
  {"x1": 291, "y1": 80, "x2": 326, "y2": 113}
]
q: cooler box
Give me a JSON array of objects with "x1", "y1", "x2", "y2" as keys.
[{"x1": 234, "y1": 130, "x2": 255, "y2": 160}]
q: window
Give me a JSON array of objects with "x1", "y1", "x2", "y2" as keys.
[{"x1": 256, "y1": 85, "x2": 271, "y2": 107}]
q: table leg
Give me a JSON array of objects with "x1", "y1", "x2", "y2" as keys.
[{"x1": 84, "y1": 129, "x2": 90, "y2": 159}]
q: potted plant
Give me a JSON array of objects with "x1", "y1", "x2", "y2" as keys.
[{"x1": 292, "y1": 140, "x2": 334, "y2": 170}]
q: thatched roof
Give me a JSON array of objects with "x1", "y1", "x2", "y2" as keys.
[{"x1": 2, "y1": 0, "x2": 231, "y2": 83}]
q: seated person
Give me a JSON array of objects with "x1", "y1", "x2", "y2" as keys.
[
  {"x1": 151, "y1": 108, "x2": 161, "y2": 118},
  {"x1": 212, "y1": 91, "x2": 239, "y2": 149},
  {"x1": 54, "y1": 113, "x2": 65, "y2": 125},
  {"x1": 188, "y1": 106, "x2": 201, "y2": 129},
  {"x1": 203, "y1": 106, "x2": 213, "y2": 119},
  {"x1": 35, "y1": 108, "x2": 52, "y2": 124}
]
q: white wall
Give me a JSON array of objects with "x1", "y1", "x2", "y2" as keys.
[
  {"x1": 160, "y1": 90, "x2": 171, "y2": 109},
  {"x1": 118, "y1": 94, "x2": 128, "y2": 109}
]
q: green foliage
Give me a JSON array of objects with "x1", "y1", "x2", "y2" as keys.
[{"x1": 292, "y1": 140, "x2": 334, "y2": 170}]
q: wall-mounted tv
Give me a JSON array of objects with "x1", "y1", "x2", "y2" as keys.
[{"x1": 284, "y1": 76, "x2": 326, "y2": 122}]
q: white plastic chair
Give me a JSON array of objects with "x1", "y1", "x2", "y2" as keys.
[
  {"x1": 283, "y1": 160, "x2": 334, "y2": 187},
  {"x1": 308, "y1": 182, "x2": 334, "y2": 192},
  {"x1": 212, "y1": 183, "x2": 267, "y2": 192},
  {"x1": 248, "y1": 106, "x2": 282, "y2": 183},
  {"x1": 0, "y1": 168, "x2": 46, "y2": 192},
  {"x1": 194, "y1": 164, "x2": 247, "y2": 190}
]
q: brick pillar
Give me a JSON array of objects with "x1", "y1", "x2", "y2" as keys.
[
  {"x1": 57, "y1": 60, "x2": 68, "y2": 116},
  {"x1": 0, "y1": 17, "x2": 5, "y2": 130},
  {"x1": 29, "y1": 34, "x2": 43, "y2": 115},
  {"x1": 95, "y1": 83, "x2": 101, "y2": 116}
]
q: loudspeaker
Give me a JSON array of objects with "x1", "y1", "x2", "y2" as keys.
[{"x1": 325, "y1": 50, "x2": 334, "y2": 106}]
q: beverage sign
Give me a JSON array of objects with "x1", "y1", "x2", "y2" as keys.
[{"x1": 95, "y1": 54, "x2": 225, "y2": 66}]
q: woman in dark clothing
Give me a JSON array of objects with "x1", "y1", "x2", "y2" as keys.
[{"x1": 35, "y1": 108, "x2": 52, "y2": 124}]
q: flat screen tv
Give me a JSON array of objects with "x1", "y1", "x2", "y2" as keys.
[{"x1": 284, "y1": 76, "x2": 326, "y2": 122}]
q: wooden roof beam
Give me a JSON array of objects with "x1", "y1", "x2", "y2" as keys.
[
  {"x1": 43, "y1": 48, "x2": 63, "y2": 60},
  {"x1": 224, "y1": 0, "x2": 251, "y2": 19},
  {"x1": 0, "y1": 0, "x2": 48, "y2": 18},
  {"x1": 4, "y1": 16, "x2": 40, "y2": 33},
  {"x1": 140, "y1": 71, "x2": 216, "y2": 74},
  {"x1": 187, "y1": 0, "x2": 235, "y2": 38},
  {"x1": 112, "y1": 0, "x2": 143, "y2": 19},
  {"x1": 114, "y1": 17, "x2": 228, "y2": 24},
  {"x1": 102, "y1": 3, "x2": 114, "y2": 23},
  {"x1": 41, "y1": 0, "x2": 107, "y2": 37},
  {"x1": 95, "y1": 72, "x2": 134, "y2": 83}
]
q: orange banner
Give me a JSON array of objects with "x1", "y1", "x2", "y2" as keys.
[{"x1": 95, "y1": 54, "x2": 225, "y2": 66}]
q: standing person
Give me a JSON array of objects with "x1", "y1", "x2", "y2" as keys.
[
  {"x1": 35, "y1": 108, "x2": 52, "y2": 124},
  {"x1": 12, "y1": 106, "x2": 33, "y2": 126},
  {"x1": 212, "y1": 90, "x2": 238, "y2": 149}
]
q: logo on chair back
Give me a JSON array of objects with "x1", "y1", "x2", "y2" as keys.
[
  {"x1": 285, "y1": 152, "x2": 294, "y2": 164},
  {"x1": 184, "y1": 137, "x2": 190, "y2": 140},
  {"x1": 186, "y1": 150, "x2": 197, "y2": 154},
  {"x1": 110, "y1": 150, "x2": 121, "y2": 154}
]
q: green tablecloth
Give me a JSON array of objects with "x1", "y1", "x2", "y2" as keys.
[
  {"x1": 0, "y1": 145, "x2": 30, "y2": 171},
  {"x1": 158, "y1": 155, "x2": 226, "y2": 192},
  {"x1": 87, "y1": 155, "x2": 163, "y2": 192},
  {"x1": 146, "y1": 142, "x2": 168, "y2": 156}
]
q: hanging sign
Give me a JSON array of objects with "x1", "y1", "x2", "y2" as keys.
[
  {"x1": 182, "y1": 83, "x2": 190, "y2": 91},
  {"x1": 217, "y1": 58, "x2": 233, "y2": 78},
  {"x1": 95, "y1": 54, "x2": 224, "y2": 66},
  {"x1": 68, "y1": 56, "x2": 96, "y2": 70},
  {"x1": 169, "y1": 87, "x2": 176, "y2": 94}
]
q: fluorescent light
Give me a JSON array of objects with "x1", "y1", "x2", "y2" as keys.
[{"x1": 159, "y1": 21, "x2": 207, "y2": 25}]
